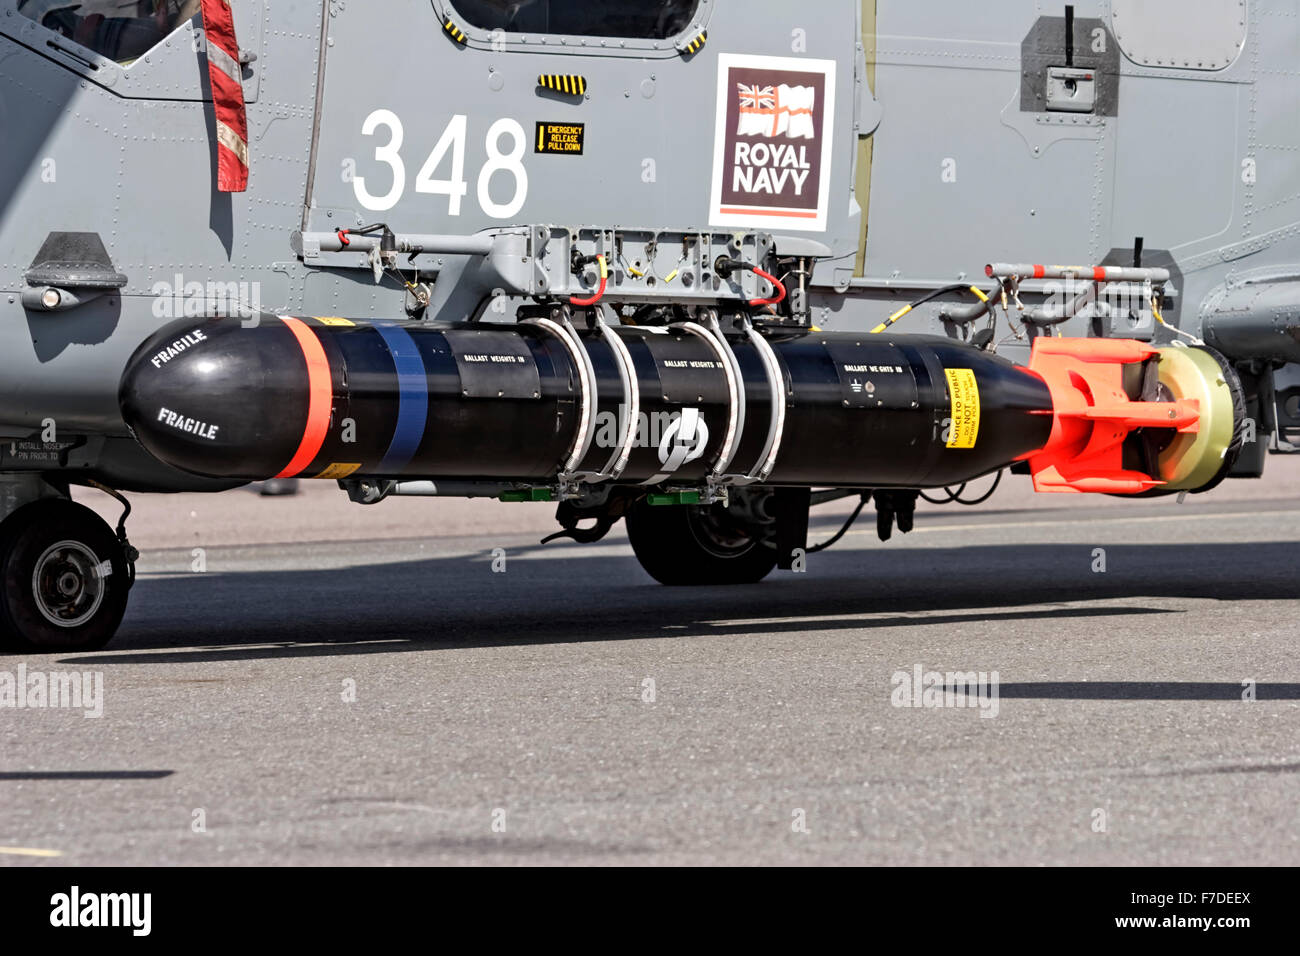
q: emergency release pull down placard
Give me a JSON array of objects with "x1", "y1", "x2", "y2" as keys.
[{"x1": 535, "y1": 122, "x2": 585, "y2": 155}]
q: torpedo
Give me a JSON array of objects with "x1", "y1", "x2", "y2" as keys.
[{"x1": 118, "y1": 315, "x2": 1242, "y2": 496}]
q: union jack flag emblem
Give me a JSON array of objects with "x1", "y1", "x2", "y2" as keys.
[
  {"x1": 737, "y1": 83, "x2": 776, "y2": 110},
  {"x1": 735, "y1": 79, "x2": 816, "y2": 139}
]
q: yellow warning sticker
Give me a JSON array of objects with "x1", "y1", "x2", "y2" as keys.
[
  {"x1": 535, "y1": 122, "x2": 585, "y2": 154},
  {"x1": 315, "y1": 462, "x2": 362, "y2": 480},
  {"x1": 944, "y1": 368, "x2": 980, "y2": 449},
  {"x1": 314, "y1": 316, "x2": 355, "y2": 327}
]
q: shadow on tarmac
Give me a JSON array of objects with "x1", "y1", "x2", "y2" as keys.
[{"x1": 49, "y1": 540, "x2": 1299, "y2": 672}]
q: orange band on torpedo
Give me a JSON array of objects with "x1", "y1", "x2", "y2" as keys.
[{"x1": 275, "y1": 316, "x2": 332, "y2": 478}]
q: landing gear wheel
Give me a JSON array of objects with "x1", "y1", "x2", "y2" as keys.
[
  {"x1": 259, "y1": 478, "x2": 300, "y2": 496},
  {"x1": 625, "y1": 499, "x2": 777, "y2": 586},
  {"x1": 0, "y1": 499, "x2": 130, "y2": 653}
]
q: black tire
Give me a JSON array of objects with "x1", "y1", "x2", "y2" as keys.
[
  {"x1": 0, "y1": 499, "x2": 130, "y2": 653},
  {"x1": 625, "y1": 499, "x2": 777, "y2": 586},
  {"x1": 1115, "y1": 345, "x2": 1247, "y2": 499},
  {"x1": 1188, "y1": 345, "x2": 1247, "y2": 494},
  {"x1": 259, "y1": 478, "x2": 300, "y2": 496}
]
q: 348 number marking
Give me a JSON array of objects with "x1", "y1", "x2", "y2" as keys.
[{"x1": 353, "y1": 110, "x2": 528, "y2": 218}]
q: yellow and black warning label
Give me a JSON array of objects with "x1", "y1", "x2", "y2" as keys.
[
  {"x1": 944, "y1": 368, "x2": 980, "y2": 449},
  {"x1": 315, "y1": 462, "x2": 362, "y2": 480},
  {"x1": 535, "y1": 122, "x2": 585, "y2": 155}
]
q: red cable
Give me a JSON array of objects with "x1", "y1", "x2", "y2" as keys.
[
  {"x1": 570, "y1": 255, "x2": 607, "y2": 307},
  {"x1": 748, "y1": 267, "x2": 786, "y2": 307}
]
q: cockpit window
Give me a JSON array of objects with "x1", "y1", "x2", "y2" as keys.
[
  {"x1": 449, "y1": 0, "x2": 699, "y2": 40},
  {"x1": 19, "y1": 0, "x2": 202, "y2": 66}
]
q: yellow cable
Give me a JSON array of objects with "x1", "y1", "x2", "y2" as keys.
[
  {"x1": 870, "y1": 304, "x2": 911, "y2": 334},
  {"x1": 872, "y1": 286, "x2": 987, "y2": 334}
]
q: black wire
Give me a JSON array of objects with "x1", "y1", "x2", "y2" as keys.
[
  {"x1": 877, "y1": 283, "x2": 1001, "y2": 334},
  {"x1": 954, "y1": 469, "x2": 1002, "y2": 505},
  {"x1": 940, "y1": 281, "x2": 1008, "y2": 325},
  {"x1": 86, "y1": 479, "x2": 136, "y2": 587},
  {"x1": 808, "y1": 470, "x2": 1002, "y2": 551},
  {"x1": 919, "y1": 483, "x2": 966, "y2": 504},
  {"x1": 917, "y1": 470, "x2": 1003, "y2": 506},
  {"x1": 806, "y1": 497, "x2": 868, "y2": 553},
  {"x1": 902, "y1": 283, "x2": 978, "y2": 311}
]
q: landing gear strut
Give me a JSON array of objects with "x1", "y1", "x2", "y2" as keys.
[{"x1": 0, "y1": 499, "x2": 132, "y2": 652}]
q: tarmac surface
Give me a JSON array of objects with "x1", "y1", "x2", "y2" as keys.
[{"x1": 1, "y1": 460, "x2": 1298, "y2": 865}]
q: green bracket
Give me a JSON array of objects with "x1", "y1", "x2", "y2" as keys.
[
  {"x1": 646, "y1": 491, "x2": 702, "y2": 506},
  {"x1": 500, "y1": 488, "x2": 553, "y2": 502}
]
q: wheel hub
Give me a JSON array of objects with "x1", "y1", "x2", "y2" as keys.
[
  {"x1": 32, "y1": 540, "x2": 105, "y2": 628},
  {"x1": 687, "y1": 505, "x2": 763, "y2": 558}
]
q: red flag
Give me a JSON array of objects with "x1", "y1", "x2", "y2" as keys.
[{"x1": 200, "y1": 0, "x2": 248, "y2": 192}]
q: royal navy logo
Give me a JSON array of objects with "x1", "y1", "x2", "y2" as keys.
[{"x1": 709, "y1": 54, "x2": 837, "y2": 233}]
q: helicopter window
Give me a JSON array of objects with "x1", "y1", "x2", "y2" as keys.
[
  {"x1": 19, "y1": 1, "x2": 203, "y2": 66},
  {"x1": 449, "y1": 0, "x2": 699, "y2": 40}
]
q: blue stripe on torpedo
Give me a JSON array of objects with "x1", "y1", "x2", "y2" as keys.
[{"x1": 374, "y1": 323, "x2": 429, "y2": 474}]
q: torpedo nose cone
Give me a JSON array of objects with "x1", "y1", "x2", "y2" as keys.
[{"x1": 119, "y1": 317, "x2": 313, "y2": 479}]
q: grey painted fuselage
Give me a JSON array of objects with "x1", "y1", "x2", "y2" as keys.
[{"x1": 0, "y1": 0, "x2": 1296, "y2": 492}]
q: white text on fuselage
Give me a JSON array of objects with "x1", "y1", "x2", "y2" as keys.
[{"x1": 732, "y1": 143, "x2": 811, "y2": 195}]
